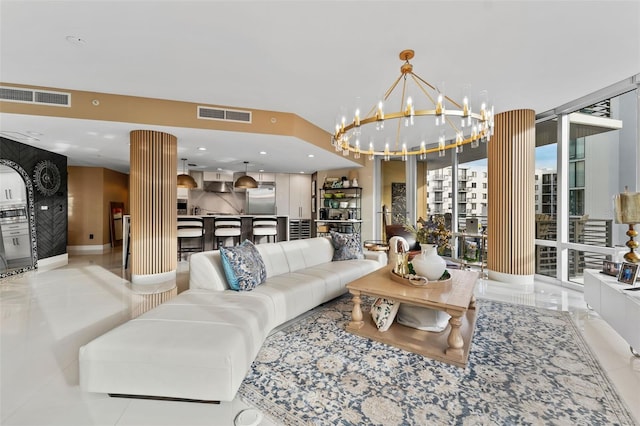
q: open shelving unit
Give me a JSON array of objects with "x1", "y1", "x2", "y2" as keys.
[{"x1": 316, "y1": 186, "x2": 362, "y2": 237}]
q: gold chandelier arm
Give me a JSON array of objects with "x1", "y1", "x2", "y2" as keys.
[
  {"x1": 394, "y1": 76, "x2": 409, "y2": 150},
  {"x1": 364, "y1": 73, "x2": 405, "y2": 119},
  {"x1": 445, "y1": 115, "x2": 462, "y2": 135},
  {"x1": 412, "y1": 72, "x2": 463, "y2": 109},
  {"x1": 409, "y1": 74, "x2": 438, "y2": 106}
]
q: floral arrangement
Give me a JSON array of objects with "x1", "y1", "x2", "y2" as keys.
[{"x1": 403, "y1": 215, "x2": 452, "y2": 250}]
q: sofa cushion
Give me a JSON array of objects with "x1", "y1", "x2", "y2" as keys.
[
  {"x1": 329, "y1": 231, "x2": 364, "y2": 261},
  {"x1": 220, "y1": 240, "x2": 266, "y2": 291},
  {"x1": 279, "y1": 238, "x2": 334, "y2": 271},
  {"x1": 371, "y1": 298, "x2": 400, "y2": 331}
]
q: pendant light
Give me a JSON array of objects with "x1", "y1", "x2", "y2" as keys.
[
  {"x1": 234, "y1": 161, "x2": 258, "y2": 189},
  {"x1": 177, "y1": 158, "x2": 197, "y2": 189}
]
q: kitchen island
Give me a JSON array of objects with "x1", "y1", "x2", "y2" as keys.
[{"x1": 183, "y1": 215, "x2": 290, "y2": 251}]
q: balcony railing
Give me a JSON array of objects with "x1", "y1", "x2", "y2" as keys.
[{"x1": 535, "y1": 217, "x2": 613, "y2": 278}]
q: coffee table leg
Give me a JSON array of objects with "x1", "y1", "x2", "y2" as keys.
[
  {"x1": 445, "y1": 311, "x2": 464, "y2": 360},
  {"x1": 348, "y1": 290, "x2": 364, "y2": 329},
  {"x1": 469, "y1": 295, "x2": 476, "y2": 310}
]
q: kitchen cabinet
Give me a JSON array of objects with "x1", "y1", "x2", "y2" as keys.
[
  {"x1": 2, "y1": 221, "x2": 31, "y2": 260},
  {"x1": 275, "y1": 173, "x2": 311, "y2": 219},
  {"x1": 177, "y1": 187, "x2": 189, "y2": 199},
  {"x1": 289, "y1": 174, "x2": 311, "y2": 219},
  {"x1": 203, "y1": 171, "x2": 234, "y2": 182},
  {"x1": 0, "y1": 168, "x2": 26, "y2": 203},
  {"x1": 247, "y1": 172, "x2": 275, "y2": 183}
]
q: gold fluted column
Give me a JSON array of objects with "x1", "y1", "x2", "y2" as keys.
[
  {"x1": 129, "y1": 130, "x2": 177, "y2": 284},
  {"x1": 487, "y1": 109, "x2": 535, "y2": 285}
]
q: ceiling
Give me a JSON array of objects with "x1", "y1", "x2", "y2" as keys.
[{"x1": 1, "y1": 1, "x2": 638, "y2": 175}]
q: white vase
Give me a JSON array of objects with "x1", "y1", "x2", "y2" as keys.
[{"x1": 412, "y1": 244, "x2": 447, "y2": 281}]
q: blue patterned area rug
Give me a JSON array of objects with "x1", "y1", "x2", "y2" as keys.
[{"x1": 237, "y1": 295, "x2": 635, "y2": 425}]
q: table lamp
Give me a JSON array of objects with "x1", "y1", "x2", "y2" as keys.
[{"x1": 614, "y1": 187, "x2": 640, "y2": 263}]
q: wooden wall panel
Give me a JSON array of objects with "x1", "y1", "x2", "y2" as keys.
[
  {"x1": 488, "y1": 109, "x2": 535, "y2": 276},
  {"x1": 130, "y1": 130, "x2": 177, "y2": 278}
]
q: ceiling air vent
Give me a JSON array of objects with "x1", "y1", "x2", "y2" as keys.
[
  {"x1": 0, "y1": 86, "x2": 70, "y2": 107},
  {"x1": 198, "y1": 106, "x2": 252, "y2": 123}
]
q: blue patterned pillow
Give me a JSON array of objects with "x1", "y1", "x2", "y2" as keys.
[
  {"x1": 220, "y1": 240, "x2": 266, "y2": 291},
  {"x1": 329, "y1": 231, "x2": 364, "y2": 261}
]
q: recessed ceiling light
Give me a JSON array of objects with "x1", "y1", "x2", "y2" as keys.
[
  {"x1": 103, "y1": 134, "x2": 115, "y2": 140},
  {"x1": 259, "y1": 151, "x2": 267, "y2": 155},
  {"x1": 198, "y1": 147, "x2": 207, "y2": 151},
  {"x1": 87, "y1": 131, "x2": 98, "y2": 136},
  {"x1": 299, "y1": 171, "x2": 305, "y2": 174},
  {"x1": 65, "y1": 35, "x2": 87, "y2": 46},
  {"x1": 308, "y1": 154, "x2": 315, "y2": 158},
  {"x1": 217, "y1": 167, "x2": 223, "y2": 171},
  {"x1": 259, "y1": 169, "x2": 264, "y2": 172}
]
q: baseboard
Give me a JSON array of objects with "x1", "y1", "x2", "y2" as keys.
[
  {"x1": 67, "y1": 244, "x2": 113, "y2": 254},
  {"x1": 37, "y1": 253, "x2": 68, "y2": 271},
  {"x1": 486, "y1": 269, "x2": 535, "y2": 291}
]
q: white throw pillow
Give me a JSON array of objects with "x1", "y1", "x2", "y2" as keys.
[
  {"x1": 396, "y1": 304, "x2": 451, "y2": 332},
  {"x1": 370, "y1": 298, "x2": 400, "y2": 332}
]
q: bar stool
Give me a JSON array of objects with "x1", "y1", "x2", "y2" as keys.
[
  {"x1": 177, "y1": 216, "x2": 205, "y2": 261},
  {"x1": 214, "y1": 216, "x2": 242, "y2": 249},
  {"x1": 252, "y1": 216, "x2": 278, "y2": 244}
]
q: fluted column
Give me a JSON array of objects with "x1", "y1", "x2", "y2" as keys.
[
  {"x1": 129, "y1": 130, "x2": 177, "y2": 284},
  {"x1": 487, "y1": 109, "x2": 535, "y2": 285}
]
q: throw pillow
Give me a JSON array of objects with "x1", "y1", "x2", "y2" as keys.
[
  {"x1": 370, "y1": 298, "x2": 400, "y2": 332},
  {"x1": 396, "y1": 304, "x2": 451, "y2": 332},
  {"x1": 220, "y1": 240, "x2": 267, "y2": 291},
  {"x1": 329, "y1": 231, "x2": 364, "y2": 261}
]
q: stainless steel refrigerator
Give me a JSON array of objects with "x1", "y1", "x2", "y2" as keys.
[{"x1": 245, "y1": 185, "x2": 276, "y2": 214}]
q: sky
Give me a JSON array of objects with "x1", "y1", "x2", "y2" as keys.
[{"x1": 463, "y1": 144, "x2": 557, "y2": 170}]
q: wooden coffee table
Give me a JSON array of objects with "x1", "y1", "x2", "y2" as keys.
[{"x1": 346, "y1": 266, "x2": 479, "y2": 368}]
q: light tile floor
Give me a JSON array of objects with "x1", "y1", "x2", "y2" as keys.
[{"x1": 1, "y1": 250, "x2": 638, "y2": 425}]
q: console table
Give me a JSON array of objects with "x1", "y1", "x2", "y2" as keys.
[{"x1": 584, "y1": 269, "x2": 640, "y2": 356}]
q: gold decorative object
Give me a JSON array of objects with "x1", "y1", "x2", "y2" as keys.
[
  {"x1": 234, "y1": 161, "x2": 258, "y2": 189},
  {"x1": 614, "y1": 187, "x2": 640, "y2": 263},
  {"x1": 177, "y1": 158, "x2": 197, "y2": 189},
  {"x1": 332, "y1": 49, "x2": 494, "y2": 160}
]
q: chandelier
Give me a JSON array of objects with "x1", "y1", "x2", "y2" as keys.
[{"x1": 332, "y1": 49, "x2": 494, "y2": 161}]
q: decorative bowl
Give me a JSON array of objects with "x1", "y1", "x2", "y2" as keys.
[
  {"x1": 324, "y1": 193, "x2": 334, "y2": 199},
  {"x1": 389, "y1": 269, "x2": 452, "y2": 289},
  {"x1": 334, "y1": 192, "x2": 345, "y2": 199}
]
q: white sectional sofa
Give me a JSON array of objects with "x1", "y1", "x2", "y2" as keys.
[{"x1": 79, "y1": 237, "x2": 386, "y2": 402}]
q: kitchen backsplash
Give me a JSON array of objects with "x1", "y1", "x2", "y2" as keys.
[{"x1": 189, "y1": 190, "x2": 246, "y2": 215}]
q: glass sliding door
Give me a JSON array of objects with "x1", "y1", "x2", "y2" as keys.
[{"x1": 565, "y1": 95, "x2": 628, "y2": 284}]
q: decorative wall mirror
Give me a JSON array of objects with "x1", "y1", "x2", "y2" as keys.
[{"x1": 0, "y1": 159, "x2": 37, "y2": 278}]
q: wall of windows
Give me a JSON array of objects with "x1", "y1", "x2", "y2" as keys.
[
  {"x1": 536, "y1": 77, "x2": 638, "y2": 289},
  {"x1": 379, "y1": 75, "x2": 638, "y2": 290}
]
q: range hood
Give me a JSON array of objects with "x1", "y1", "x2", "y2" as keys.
[{"x1": 203, "y1": 180, "x2": 234, "y2": 193}]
